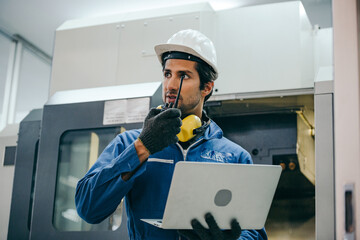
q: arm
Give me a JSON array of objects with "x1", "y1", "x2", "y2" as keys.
[
  {"x1": 75, "y1": 108, "x2": 181, "y2": 224},
  {"x1": 75, "y1": 133, "x2": 145, "y2": 224},
  {"x1": 122, "y1": 107, "x2": 181, "y2": 180},
  {"x1": 121, "y1": 139, "x2": 149, "y2": 181}
]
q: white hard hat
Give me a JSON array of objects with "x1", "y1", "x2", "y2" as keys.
[{"x1": 154, "y1": 29, "x2": 218, "y2": 75}]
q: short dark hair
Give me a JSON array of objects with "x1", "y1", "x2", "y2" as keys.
[
  {"x1": 195, "y1": 61, "x2": 217, "y2": 102},
  {"x1": 162, "y1": 58, "x2": 217, "y2": 103}
]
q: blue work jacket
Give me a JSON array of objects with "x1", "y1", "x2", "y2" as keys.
[{"x1": 76, "y1": 120, "x2": 267, "y2": 240}]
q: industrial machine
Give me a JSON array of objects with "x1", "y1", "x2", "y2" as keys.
[
  {"x1": 7, "y1": 1, "x2": 335, "y2": 239},
  {"x1": 8, "y1": 84, "x2": 328, "y2": 239}
]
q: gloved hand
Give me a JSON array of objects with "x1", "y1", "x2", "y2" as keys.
[
  {"x1": 138, "y1": 107, "x2": 182, "y2": 154},
  {"x1": 178, "y1": 213, "x2": 242, "y2": 240}
]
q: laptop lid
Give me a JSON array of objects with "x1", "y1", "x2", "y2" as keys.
[{"x1": 159, "y1": 161, "x2": 281, "y2": 230}]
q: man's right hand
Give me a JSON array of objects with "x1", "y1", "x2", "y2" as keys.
[{"x1": 138, "y1": 107, "x2": 182, "y2": 155}]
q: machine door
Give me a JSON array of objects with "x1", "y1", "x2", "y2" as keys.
[{"x1": 30, "y1": 101, "x2": 142, "y2": 239}]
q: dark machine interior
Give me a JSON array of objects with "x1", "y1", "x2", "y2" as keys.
[{"x1": 208, "y1": 95, "x2": 315, "y2": 239}]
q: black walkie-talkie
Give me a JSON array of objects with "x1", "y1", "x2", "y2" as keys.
[{"x1": 158, "y1": 74, "x2": 202, "y2": 142}]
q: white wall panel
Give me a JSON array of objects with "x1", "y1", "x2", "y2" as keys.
[
  {"x1": 214, "y1": 2, "x2": 314, "y2": 95},
  {"x1": 0, "y1": 34, "x2": 14, "y2": 130},
  {"x1": 50, "y1": 2, "x2": 317, "y2": 97},
  {"x1": 14, "y1": 48, "x2": 51, "y2": 123},
  {"x1": 50, "y1": 3, "x2": 214, "y2": 96},
  {"x1": 333, "y1": 0, "x2": 360, "y2": 238},
  {"x1": 50, "y1": 23, "x2": 121, "y2": 96},
  {"x1": 116, "y1": 13, "x2": 202, "y2": 86},
  {"x1": 0, "y1": 35, "x2": 12, "y2": 109},
  {"x1": 314, "y1": 27, "x2": 333, "y2": 76}
]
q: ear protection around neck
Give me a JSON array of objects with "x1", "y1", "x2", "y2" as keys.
[
  {"x1": 156, "y1": 105, "x2": 203, "y2": 142},
  {"x1": 177, "y1": 114, "x2": 202, "y2": 142}
]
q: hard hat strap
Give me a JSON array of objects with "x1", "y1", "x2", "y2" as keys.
[{"x1": 162, "y1": 51, "x2": 206, "y2": 66}]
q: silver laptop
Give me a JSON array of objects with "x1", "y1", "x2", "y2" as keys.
[{"x1": 141, "y1": 161, "x2": 281, "y2": 230}]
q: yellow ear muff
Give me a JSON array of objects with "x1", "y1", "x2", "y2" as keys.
[
  {"x1": 156, "y1": 106, "x2": 202, "y2": 142},
  {"x1": 177, "y1": 115, "x2": 202, "y2": 142}
]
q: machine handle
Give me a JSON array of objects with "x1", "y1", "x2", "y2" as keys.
[{"x1": 344, "y1": 183, "x2": 355, "y2": 240}]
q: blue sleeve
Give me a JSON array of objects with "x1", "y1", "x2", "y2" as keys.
[
  {"x1": 240, "y1": 228, "x2": 267, "y2": 239},
  {"x1": 75, "y1": 132, "x2": 146, "y2": 224},
  {"x1": 238, "y1": 149, "x2": 253, "y2": 164}
]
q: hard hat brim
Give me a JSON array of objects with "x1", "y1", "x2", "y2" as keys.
[{"x1": 154, "y1": 43, "x2": 218, "y2": 75}]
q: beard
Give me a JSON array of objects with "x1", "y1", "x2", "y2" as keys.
[
  {"x1": 163, "y1": 88, "x2": 203, "y2": 117},
  {"x1": 178, "y1": 94, "x2": 202, "y2": 117}
]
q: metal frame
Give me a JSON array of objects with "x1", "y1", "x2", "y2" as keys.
[
  {"x1": 8, "y1": 109, "x2": 42, "y2": 239},
  {"x1": 314, "y1": 80, "x2": 335, "y2": 239}
]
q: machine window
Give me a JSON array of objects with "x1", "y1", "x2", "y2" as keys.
[{"x1": 53, "y1": 127, "x2": 124, "y2": 231}]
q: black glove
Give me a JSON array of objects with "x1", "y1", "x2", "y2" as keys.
[
  {"x1": 138, "y1": 107, "x2": 182, "y2": 154},
  {"x1": 178, "y1": 213, "x2": 242, "y2": 240}
]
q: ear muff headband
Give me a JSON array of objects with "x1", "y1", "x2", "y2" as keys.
[{"x1": 193, "y1": 121, "x2": 210, "y2": 135}]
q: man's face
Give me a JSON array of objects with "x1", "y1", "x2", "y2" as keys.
[{"x1": 162, "y1": 59, "x2": 212, "y2": 118}]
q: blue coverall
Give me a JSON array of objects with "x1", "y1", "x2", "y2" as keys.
[{"x1": 75, "y1": 120, "x2": 267, "y2": 239}]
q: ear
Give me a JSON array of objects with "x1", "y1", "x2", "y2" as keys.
[{"x1": 201, "y1": 81, "x2": 214, "y2": 97}]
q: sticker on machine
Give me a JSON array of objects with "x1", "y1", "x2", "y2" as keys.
[{"x1": 103, "y1": 98, "x2": 150, "y2": 125}]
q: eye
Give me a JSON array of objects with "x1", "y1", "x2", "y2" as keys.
[
  {"x1": 182, "y1": 74, "x2": 190, "y2": 79},
  {"x1": 164, "y1": 71, "x2": 171, "y2": 78},
  {"x1": 180, "y1": 73, "x2": 190, "y2": 80}
]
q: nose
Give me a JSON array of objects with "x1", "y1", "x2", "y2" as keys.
[{"x1": 165, "y1": 75, "x2": 179, "y2": 92}]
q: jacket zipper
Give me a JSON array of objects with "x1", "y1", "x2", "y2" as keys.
[
  {"x1": 176, "y1": 138, "x2": 204, "y2": 161},
  {"x1": 176, "y1": 138, "x2": 204, "y2": 240}
]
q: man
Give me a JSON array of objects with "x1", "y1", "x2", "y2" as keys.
[{"x1": 76, "y1": 29, "x2": 267, "y2": 240}]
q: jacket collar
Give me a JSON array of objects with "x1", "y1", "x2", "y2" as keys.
[{"x1": 203, "y1": 120, "x2": 223, "y2": 140}]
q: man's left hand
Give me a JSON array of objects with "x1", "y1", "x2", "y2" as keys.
[{"x1": 178, "y1": 212, "x2": 242, "y2": 240}]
